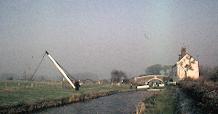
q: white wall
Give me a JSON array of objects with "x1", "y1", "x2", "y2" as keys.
[{"x1": 176, "y1": 54, "x2": 199, "y2": 80}]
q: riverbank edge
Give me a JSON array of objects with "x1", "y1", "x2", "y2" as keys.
[
  {"x1": 174, "y1": 88, "x2": 203, "y2": 114},
  {"x1": 178, "y1": 80, "x2": 218, "y2": 114},
  {"x1": 0, "y1": 89, "x2": 136, "y2": 114},
  {"x1": 135, "y1": 87, "x2": 176, "y2": 114}
]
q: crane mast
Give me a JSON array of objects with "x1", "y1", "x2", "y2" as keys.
[{"x1": 45, "y1": 51, "x2": 76, "y2": 89}]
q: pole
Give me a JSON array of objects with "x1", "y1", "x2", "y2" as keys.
[{"x1": 45, "y1": 51, "x2": 75, "y2": 89}]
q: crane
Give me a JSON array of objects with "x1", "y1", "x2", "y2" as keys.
[{"x1": 31, "y1": 51, "x2": 80, "y2": 91}]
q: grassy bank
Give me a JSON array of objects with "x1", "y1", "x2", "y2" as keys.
[
  {"x1": 0, "y1": 80, "x2": 132, "y2": 113},
  {"x1": 136, "y1": 87, "x2": 176, "y2": 114}
]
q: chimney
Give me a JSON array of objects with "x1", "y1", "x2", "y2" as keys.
[{"x1": 179, "y1": 47, "x2": 186, "y2": 60}]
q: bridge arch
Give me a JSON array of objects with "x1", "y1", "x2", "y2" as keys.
[{"x1": 145, "y1": 77, "x2": 164, "y2": 84}]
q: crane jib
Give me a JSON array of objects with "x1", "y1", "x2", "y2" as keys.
[{"x1": 45, "y1": 51, "x2": 76, "y2": 89}]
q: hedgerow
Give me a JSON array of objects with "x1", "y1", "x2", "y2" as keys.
[{"x1": 178, "y1": 80, "x2": 218, "y2": 114}]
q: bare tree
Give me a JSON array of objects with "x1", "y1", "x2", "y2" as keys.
[{"x1": 111, "y1": 70, "x2": 127, "y2": 83}]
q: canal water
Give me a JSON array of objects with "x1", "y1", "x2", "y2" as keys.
[{"x1": 36, "y1": 91, "x2": 152, "y2": 114}]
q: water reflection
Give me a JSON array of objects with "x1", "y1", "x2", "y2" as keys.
[{"x1": 37, "y1": 91, "x2": 152, "y2": 114}]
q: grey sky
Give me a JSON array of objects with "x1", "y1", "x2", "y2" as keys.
[{"x1": 0, "y1": 0, "x2": 218, "y2": 79}]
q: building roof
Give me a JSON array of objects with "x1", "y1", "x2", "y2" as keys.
[{"x1": 178, "y1": 53, "x2": 198, "y2": 62}]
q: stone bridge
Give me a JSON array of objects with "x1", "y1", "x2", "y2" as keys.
[{"x1": 134, "y1": 75, "x2": 169, "y2": 85}]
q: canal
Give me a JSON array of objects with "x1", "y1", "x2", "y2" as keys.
[{"x1": 36, "y1": 91, "x2": 153, "y2": 114}]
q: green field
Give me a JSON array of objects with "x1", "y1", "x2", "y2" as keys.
[
  {"x1": 142, "y1": 87, "x2": 176, "y2": 114},
  {"x1": 0, "y1": 80, "x2": 131, "y2": 107}
]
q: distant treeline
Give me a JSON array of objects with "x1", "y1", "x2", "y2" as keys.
[
  {"x1": 145, "y1": 64, "x2": 172, "y2": 75},
  {"x1": 0, "y1": 73, "x2": 50, "y2": 81},
  {"x1": 0, "y1": 72, "x2": 100, "y2": 81}
]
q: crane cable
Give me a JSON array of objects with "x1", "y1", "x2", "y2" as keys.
[{"x1": 30, "y1": 52, "x2": 46, "y2": 80}]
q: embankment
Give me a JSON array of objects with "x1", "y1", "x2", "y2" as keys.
[
  {"x1": 175, "y1": 88, "x2": 203, "y2": 114},
  {"x1": 0, "y1": 90, "x2": 131, "y2": 114},
  {"x1": 135, "y1": 88, "x2": 176, "y2": 114},
  {"x1": 0, "y1": 81, "x2": 134, "y2": 113},
  {"x1": 178, "y1": 80, "x2": 218, "y2": 114}
]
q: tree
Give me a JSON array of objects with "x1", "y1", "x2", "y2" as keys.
[
  {"x1": 111, "y1": 70, "x2": 127, "y2": 83},
  {"x1": 162, "y1": 65, "x2": 172, "y2": 75},
  {"x1": 6, "y1": 76, "x2": 13, "y2": 80},
  {"x1": 145, "y1": 64, "x2": 162, "y2": 75},
  {"x1": 1, "y1": 73, "x2": 17, "y2": 80}
]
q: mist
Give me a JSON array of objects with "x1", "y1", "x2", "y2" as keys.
[{"x1": 0, "y1": 0, "x2": 218, "y2": 80}]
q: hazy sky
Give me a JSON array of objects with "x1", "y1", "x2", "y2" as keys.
[{"x1": 0, "y1": 0, "x2": 218, "y2": 79}]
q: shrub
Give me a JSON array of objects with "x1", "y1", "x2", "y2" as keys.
[{"x1": 179, "y1": 80, "x2": 218, "y2": 114}]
